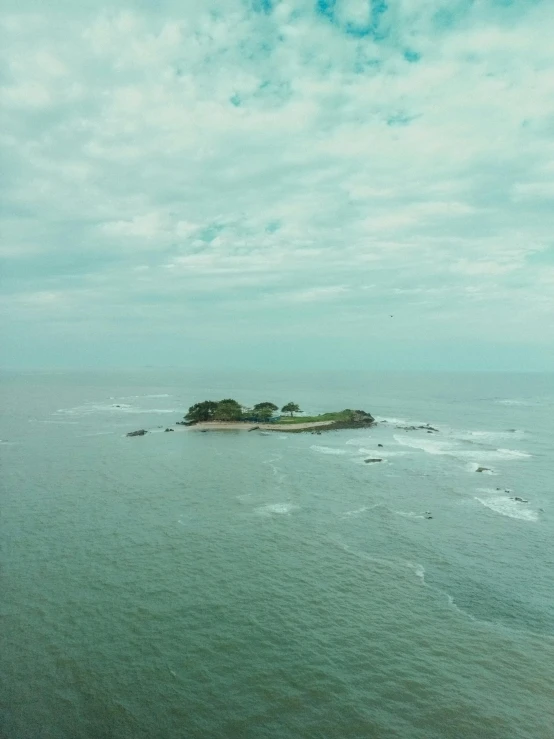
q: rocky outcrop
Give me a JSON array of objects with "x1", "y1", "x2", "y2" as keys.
[
  {"x1": 164, "y1": 428, "x2": 174, "y2": 432},
  {"x1": 127, "y1": 429, "x2": 147, "y2": 437},
  {"x1": 396, "y1": 423, "x2": 439, "y2": 432},
  {"x1": 475, "y1": 466, "x2": 490, "y2": 473},
  {"x1": 364, "y1": 458, "x2": 382, "y2": 463}
]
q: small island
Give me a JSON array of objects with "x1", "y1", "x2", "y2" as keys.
[{"x1": 178, "y1": 399, "x2": 375, "y2": 433}]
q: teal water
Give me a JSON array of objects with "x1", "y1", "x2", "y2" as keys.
[{"x1": 1, "y1": 371, "x2": 553, "y2": 738}]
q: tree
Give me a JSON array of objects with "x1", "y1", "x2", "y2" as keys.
[
  {"x1": 254, "y1": 406, "x2": 273, "y2": 422},
  {"x1": 253, "y1": 402, "x2": 278, "y2": 412},
  {"x1": 219, "y1": 398, "x2": 241, "y2": 407},
  {"x1": 282, "y1": 402, "x2": 301, "y2": 417},
  {"x1": 184, "y1": 400, "x2": 219, "y2": 424},
  {"x1": 213, "y1": 400, "x2": 243, "y2": 422}
]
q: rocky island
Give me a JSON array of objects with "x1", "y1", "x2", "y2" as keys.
[
  {"x1": 126, "y1": 399, "x2": 375, "y2": 436},
  {"x1": 178, "y1": 399, "x2": 375, "y2": 433}
]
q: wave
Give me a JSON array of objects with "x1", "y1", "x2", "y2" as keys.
[
  {"x1": 310, "y1": 445, "x2": 350, "y2": 456},
  {"x1": 392, "y1": 435, "x2": 451, "y2": 455},
  {"x1": 54, "y1": 403, "x2": 180, "y2": 416},
  {"x1": 392, "y1": 510, "x2": 426, "y2": 520},
  {"x1": 495, "y1": 399, "x2": 533, "y2": 407},
  {"x1": 356, "y1": 447, "x2": 408, "y2": 458},
  {"x1": 393, "y1": 434, "x2": 531, "y2": 463},
  {"x1": 474, "y1": 493, "x2": 538, "y2": 522},
  {"x1": 118, "y1": 394, "x2": 172, "y2": 399},
  {"x1": 450, "y1": 429, "x2": 526, "y2": 443},
  {"x1": 406, "y1": 562, "x2": 426, "y2": 582},
  {"x1": 256, "y1": 503, "x2": 296, "y2": 515},
  {"x1": 341, "y1": 504, "x2": 382, "y2": 517},
  {"x1": 341, "y1": 506, "x2": 370, "y2": 517},
  {"x1": 81, "y1": 431, "x2": 116, "y2": 437}
]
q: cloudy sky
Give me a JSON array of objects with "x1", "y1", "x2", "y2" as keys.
[{"x1": 1, "y1": 0, "x2": 554, "y2": 370}]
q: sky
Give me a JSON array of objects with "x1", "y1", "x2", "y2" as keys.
[{"x1": 1, "y1": 0, "x2": 554, "y2": 371}]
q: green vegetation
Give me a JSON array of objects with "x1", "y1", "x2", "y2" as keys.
[
  {"x1": 282, "y1": 402, "x2": 301, "y2": 417},
  {"x1": 183, "y1": 401, "x2": 374, "y2": 429},
  {"x1": 277, "y1": 410, "x2": 357, "y2": 425},
  {"x1": 213, "y1": 399, "x2": 242, "y2": 421},
  {"x1": 184, "y1": 398, "x2": 289, "y2": 424},
  {"x1": 184, "y1": 400, "x2": 219, "y2": 423},
  {"x1": 253, "y1": 402, "x2": 278, "y2": 411}
]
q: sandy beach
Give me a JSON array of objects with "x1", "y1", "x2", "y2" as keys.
[{"x1": 184, "y1": 420, "x2": 334, "y2": 432}]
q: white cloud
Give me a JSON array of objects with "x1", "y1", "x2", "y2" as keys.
[{"x1": 1, "y1": 0, "x2": 554, "y2": 365}]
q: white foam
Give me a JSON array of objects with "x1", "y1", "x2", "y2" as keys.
[
  {"x1": 456, "y1": 448, "x2": 531, "y2": 461},
  {"x1": 55, "y1": 403, "x2": 180, "y2": 416},
  {"x1": 474, "y1": 495, "x2": 538, "y2": 522},
  {"x1": 394, "y1": 434, "x2": 531, "y2": 463},
  {"x1": 393, "y1": 435, "x2": 451, "y2": 454},
  {"x1": 341, "y1": 505, "x2": 382, "y2": 517},
  {"x1": 405, "y1": 562, "x2": 426, "y2": 582},
  {"x1": 257, "y1": 503, "x2": 296, "y2": 515},
  {"x1": 310, "y1": 445, "x2": 350, "y2": 456},
  {"x1": 453, "y1": 429, "x2": 525, "y2": 442},
  {"x1": 119, "y1": 394, "x2": 172, "y2": 399},
  {"x1": 375, "y1": 416, "x2": 410, "y2": 424},
  {"x1": 496, "y1": 399, "x2": 531, "y2": 406},
  {"x1": 345, "y1": 437, "x2": 372, "y2": 445},
  {"x1": 393, "y1": 510, "x2": 426, "y2": 519},
  {"x1": 357, "y1": 447, "x2": 407, "y2": 458}
]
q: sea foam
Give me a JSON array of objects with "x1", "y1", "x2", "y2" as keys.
[
  {"x1": 474, "y1": 492, "x2": 538, "y2": 522},
  {"x1": 310, "y1": 445, "x2": 350, "y2": 456}
]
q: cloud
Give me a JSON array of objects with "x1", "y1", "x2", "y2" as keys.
[{"x1": 1, "y1": 0, "x2": 554, "y2": 367}]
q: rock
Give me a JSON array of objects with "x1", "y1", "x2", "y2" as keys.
[
  {"x1": 513, "y1": 497, "x2": 528, "y2": 503},
  {"x1": 126, "y1": 429, "x2": 147, "y2": 437},
  {"x1": 316, "y1": 431, "x2": 322, "y2": 435},
  {"x1": 475, "y1": 466, "x2": 490, "y2": 473},
  {"x1": 164, "y1": 428, "x2": 174, "y2": 432},
  {"x1": 425, "y1": 515, "x2": 433, "y2": 519},
  {"x1": 248, "y1": 426, "x2": 260, "y2": 432},
  {"x1": 364, "y1": 458, "x2": 382, "y2": 464},
  {"x1": 377, "y1": 443, "x2": 383, "y2": 447}
]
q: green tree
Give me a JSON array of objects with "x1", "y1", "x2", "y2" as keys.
[
  {"x1": 213, "y1": 400, "x2": 243, "y2": 422},
  {"x1": 253, "y1": 402, "x2": 278, "y2": 412},
  {"x1": 184, "y1": 400, "x2": 218, "y2": 424},
  {"x1": 254, "y1": 406, "x2": 273, "y2": 422},
  {"x1": 282, "y1": 402, "x2": 301, "y2": 417}
]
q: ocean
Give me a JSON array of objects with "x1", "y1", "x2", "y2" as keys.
[{"x1": 1, "y1": 370, "x2": 553, "y2": 739}]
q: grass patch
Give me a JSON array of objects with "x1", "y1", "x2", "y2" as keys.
[{"x1": 276, "y1": 410, "x2": 356, "y2": 425}]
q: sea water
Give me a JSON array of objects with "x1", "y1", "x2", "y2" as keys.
[{"x1": 1, "y1": 370, "x2": 553, "y2": 738}]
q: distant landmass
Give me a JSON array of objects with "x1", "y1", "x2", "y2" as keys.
[
  {"x1": 178, "y1": 399, "x2": 375, "y2": 433},
  {"x1": 126, "y1": 399, "x2": 375, "y2": 436}
]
